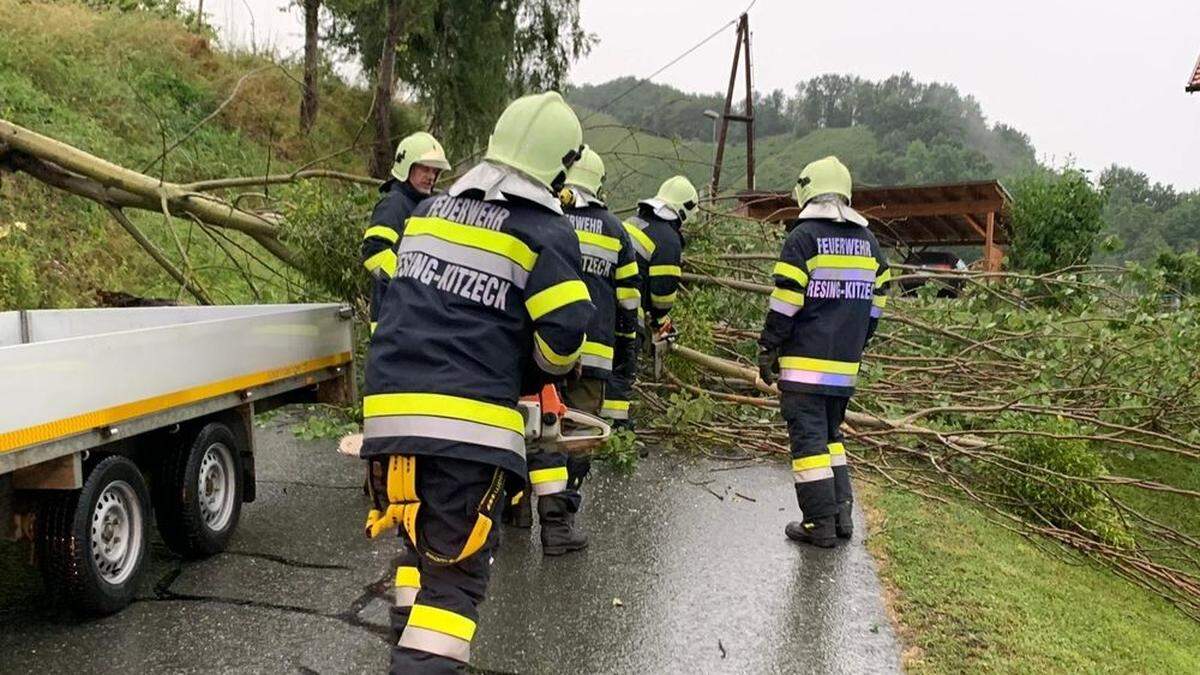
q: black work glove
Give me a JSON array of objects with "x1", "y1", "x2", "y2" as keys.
[
  {"x1": 757, "y1": 347, "x2": 779, "y2": 385},
  {"x1": 612, "y1": 418, "x2": 635, "y2": 433}
]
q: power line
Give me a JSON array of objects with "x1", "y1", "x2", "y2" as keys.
[{"x1": 582, "y1": 11, "x2": 744, "y2": 122}]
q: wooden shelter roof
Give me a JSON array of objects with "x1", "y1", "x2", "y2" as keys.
[{"x1": 735, "y1": 180, "x2": 1012, "y2": 248}]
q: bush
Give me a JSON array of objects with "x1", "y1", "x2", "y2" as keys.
[
  {"x1": 1008, "y1": 167, "x2": 1105, "y2": 273},
  {"x1": 973, "y1": 415, "x2": 1132, "y2": 548}
]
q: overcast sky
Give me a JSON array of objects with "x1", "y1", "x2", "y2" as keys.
[{"x1": 204, "y1": 0, "x2": 1200, "y2": 190}]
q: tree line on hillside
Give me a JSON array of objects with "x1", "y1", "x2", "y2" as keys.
[
  {"x1": 572, "y1": 74, "x2": 1200, "y2": 268},
  {"x1": 569, "y1": 73, "x2": 1038, "y2": 185}
]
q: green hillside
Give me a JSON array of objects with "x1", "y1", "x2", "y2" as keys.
[
  {"x1": 0, "y1": 0, "x2": 414, "y2": 309},
  {"x1": 583, "y1": 112, "x2": 879, "y2": 210}
]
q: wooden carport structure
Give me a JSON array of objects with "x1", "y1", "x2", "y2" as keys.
[{"x1": 735, "y1": 180, "x2": 1012, "y2": 272}]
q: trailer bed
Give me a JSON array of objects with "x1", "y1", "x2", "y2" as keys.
[{"x1": 0, "y1": 304, "x2": 353, "y2": 474}]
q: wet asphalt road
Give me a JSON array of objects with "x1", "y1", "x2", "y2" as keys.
[{"x1": 0, "y1": 419, "x2": 900, "y2": 674}]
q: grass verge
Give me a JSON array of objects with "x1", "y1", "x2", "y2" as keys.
[{"x1": 861, "y1": 482, "x2": 1200, "y2": 673}]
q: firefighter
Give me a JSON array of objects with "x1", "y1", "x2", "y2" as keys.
[
  {"x1": 624, "y1": 175, "x2": 697, "y2": 341},
  {"x1": 756, "y1": 156, "x2": 890, "y2": 548},
  {"x1": 361, "y1": 131, "x2": 451, "y2": 334},
  {"x1": 545, "y1": 145, "x2": 640, "y2": 554},
  {"x1": 361, "y1": 91, "x2": 592, "y2": 673}
]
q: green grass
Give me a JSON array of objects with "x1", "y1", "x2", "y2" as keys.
[
  {"x1": 863, "y1": 483, "x2": 1200, "y2": 673},
  {"x1": 0, "y1": 0, "x2": 410, "y2": 310}
]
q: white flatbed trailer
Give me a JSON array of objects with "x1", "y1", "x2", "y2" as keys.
[{"x1": 0, "y1": 304, "x2": 354, "y2": 614}]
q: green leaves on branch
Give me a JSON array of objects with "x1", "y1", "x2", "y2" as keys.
[
  {"x1": 278, "y1": 181, "x2": 376, "y2": 302},
  {"x1": 324, "y1": 0, "x2": 593, "y2": 158},
  {"x1": 1008, "y1": 167, "x2": 1105, "y2": 274}
]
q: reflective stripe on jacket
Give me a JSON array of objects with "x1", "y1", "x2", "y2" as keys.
[
  {"x1": 363, "y1": 172, "x2": 594, "y2": 477},
  {"x1": 758, "y1": 217, "x2": 890, "y2": 397}
]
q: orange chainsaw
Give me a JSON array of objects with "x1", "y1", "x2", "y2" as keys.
[{"x1": 519, "y1": 384, "x2": 610, "y2": 455}]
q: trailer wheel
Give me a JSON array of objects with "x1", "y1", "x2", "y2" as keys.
[
  {"x1": 36, "y1": 455, "x2": 150, "y2": 615},
  {"x1": 154, "y1": 422, "x2": 244, "y2": 557}
]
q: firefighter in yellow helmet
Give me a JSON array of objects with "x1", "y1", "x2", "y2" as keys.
[
  {"x1": 621, "y1": 175, "x2": 697, "y2": 440},
  {"x1": 362, "y1": 92, "x2": 592, "y2": 673},
  {"x1": 502, "y1": 146, "x2": 641, "y2": 554},
  {"x1": 757, "y1": 156, "x2": 891, "y2": 547},
  {"x1": 361, "y1": 131, "x2": 451, "y2": 334}
]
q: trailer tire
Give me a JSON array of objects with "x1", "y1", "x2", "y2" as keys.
[
  {"x1": 36, "y1": 455, "x2": 150, "y2": 615},
  {"x1": 154, "y1": 422, "x2": 243, "y2": 557}
]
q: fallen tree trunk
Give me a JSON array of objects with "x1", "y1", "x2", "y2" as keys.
[
  {"x1": 668, "y1": 342, "x2": 991, "y2": 447},
  {"x1": 0, "y1": 119, "x2": 306, "y2": 270}
]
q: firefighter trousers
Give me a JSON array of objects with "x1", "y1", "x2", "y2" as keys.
[
  {"x1": 779, "y1": 392, "x2": 852, "y2": 521},
  {"x1": 560, "y1": 377, "x2": 605, "y2": 510},
  {"x1": 379, "y1": 455, "x2": 508, "y2": 675}
]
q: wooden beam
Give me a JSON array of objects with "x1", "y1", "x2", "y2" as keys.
[
  {"x1": 856, "y1": 199, "x2": 1006, "y2": 219},
  {"x1": 983, "y1": 210, "x2": 1002, "y2": 272},
  {"x1": 961, "y1": 213, "x2": 989, "y2": 240}
]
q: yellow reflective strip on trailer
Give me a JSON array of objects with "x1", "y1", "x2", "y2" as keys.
[{"x1": 0, "y1": 352, "x2": 352, "y2": 454}]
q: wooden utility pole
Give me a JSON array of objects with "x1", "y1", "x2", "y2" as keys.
[{"x1": 710, "y1": 13, "x2": 756, "y2": 198}]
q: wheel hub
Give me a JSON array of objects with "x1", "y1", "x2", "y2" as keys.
[
  {"x1": 90, "y1": 481, "x2": 142, "y2": 585},
  {"x1": 197, "y1": 443, "x2": 235, "y2": 531}
]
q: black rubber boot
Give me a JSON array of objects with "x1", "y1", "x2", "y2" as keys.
[
  {"x1": 835, "y1": 501, "x2": 854, "y2": 540},
  {"x1": 785, "y1": 515, "x2": 837, "y2": 548},
  {"x1": 538, "y1": 495, "x2": 588, "y2": 556},
  {"x1": 501, "y1": 488, "x2": 532, "y2": 529}
]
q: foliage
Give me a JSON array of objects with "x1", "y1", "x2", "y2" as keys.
[
  {"x1": 325, "y1": 0, "x2": 593, "y2": 157},
  {"x1": 594, "y1": 428, "x2": 639, "y2": 473},
  {"x1": 570, "y1": 72, "x2": 1037, "y2": 186},
  {"x1": 77, "y1": 0, "x2": 188, "y2": 19},
  {"x1": 1098, "y1": 164, "x2": 1200, "y2": 264},
  {"x1": 567, "y1": 78, "x2": 793, "y2": 142},
  {"x1": 290, "y1": 405, "x2": 361, "y2": 440},
  {"x1": 278, "y1": 181, "x2": 376, "y2": 303},
  {"x1": 0, "y1": 0, "x2": 379, "y2": 308},
  {"x1": 1152, "y1": 250, "x2": 1200, "y2": 296},
  {"x1": 971, "y1": 415, "x2": 1132, "y2": 547},
  {"x1": 659, "y1": 214, "x2": 1200, "y2": 618},
  {"x1": 1007, "y1": 167, "x2": 1105, "y2": 273}
]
